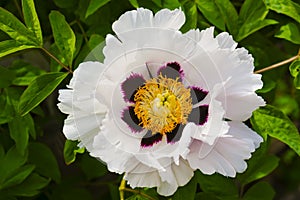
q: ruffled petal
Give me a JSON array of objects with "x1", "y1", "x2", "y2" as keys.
[{"x1": 186, "y1": 121, "x2": 263, "y2": 177}]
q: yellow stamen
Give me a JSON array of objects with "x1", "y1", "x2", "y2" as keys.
[{"x1": 134, "y1": 75, "x2": 192, "y2": 135}]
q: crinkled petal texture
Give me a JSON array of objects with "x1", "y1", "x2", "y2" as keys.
[{"x1": 58, "y1": 8, "x2": 265, "y2": 197}]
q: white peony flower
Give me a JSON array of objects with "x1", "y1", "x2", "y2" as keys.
[{"x1": 58, "y1": 8, "x2": 265, "y2": 196}]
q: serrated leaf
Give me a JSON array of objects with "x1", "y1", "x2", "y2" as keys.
[
  {"x1": 263, "y1": 0, "x2": 300, "y2": 24},
  {"x1": 0, "y1": 8, "x2": 37, "y2": 45},
  {"x1": 64, "y1": 140, "x2": 85, "y2": 165},
  {"x1": 0, "y1": 40, "x2": 35, "y2": 59},
  {"x1": 22, "y1": 0, "x2": 43, "y2": 46},
  {"x1": 18, "y1": 72, "x2": 68, "y2": 116},
  {"x1": 49, "y1": 11, "x2": 76, "y2": 67},
  {"x1": 252, "y1": 105, "x2": 300, "y2": 156},
  {"x1": 8, "y1": 115, "x2": 30, "y2": 154},
  {"x1": 275, "y1": 23, "x2": 300, "y2": 44},
  {"x1": 85, "y1": 0, "x2": 110, "y2": 18},
  {"x1": 0, "y1": 66, "x2": 16, "y2": 88},
  {"x1": 28, "y1": 142, "x2": 61, "y2": 183},
  {"x1": 196, "y1": 0, "x2": 226, "y2": 30},
  {"x1": 1, "y1": 165, "x2": 35, "y2": 190},
  {"x1": 243, "y1": 182, "x2": 275, "y2": 200}
]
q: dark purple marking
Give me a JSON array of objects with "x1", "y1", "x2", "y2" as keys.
[
  {"x1": 157, "y1": 62, "x2": 184, "y2": 81},
  {"x1": 121, "y1": 106, "x2": 144, "y2": 133},
  {"x1": 188, "y1": 105, "x2": 209, "y2": 125},
  {"x1": 190, "y1": 86, "x2": 208, "y2": 104},
  {"x1": 121, "y1": 73, "x2": 145, "y2": 102},
  {"x1": 141, "y1": 131, "x2": 163, "y2": 147},
  {"x1": 166, "y1": 124, "x2": 185, "y2": 144}
]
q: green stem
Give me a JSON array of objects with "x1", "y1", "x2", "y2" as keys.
[
  {"x1": 76, "y1": 20, "x2": 89, "y2": 44},
  {"x1": 119, "y1": 179, "x2": 157, "y2": 200},
  {"x1": 40, "y1": 47, "x2": 73, "y2": 74},
  {"x1": 254, "y1": 49, "x2": 300, "y2": 74}
]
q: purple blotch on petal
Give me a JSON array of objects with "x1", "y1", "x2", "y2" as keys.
[
  {"x1": 121, "y1": 106, "x2": 144, "y2": 133},
  {"x1": 188, "y1": 105, "x2": 209, "y2": 125},
  {"x1": 121, "y1": 73, "x2": 145, "y2": 102},
  {"x1": 190, "y1": 86, "x2": 208, "y2": 104},
  {"x1": 166, "y1": 124, "x2": 185, "y2": 144},
  {"x1": 141, "y1": 131, "x2": 163, "y2": 147},
  {"x1": 157, "y1": 62, "x2": 184, "y2": 81}
]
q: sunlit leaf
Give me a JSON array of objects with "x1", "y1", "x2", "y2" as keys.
[
  {"x1": 63, "y1": 140, "x2": 85, "y2": 165},
  {"x1": 21, "y1": 0, "x2": 43, "y2": 46},
  {"x1": 28, "y1": 143, "x2": 61, "y2": 183},
  {"x1": 251, "y1": 105, "x2": 300, "y2": 156},
  {"x1": 275, "y1": 23, "x2": 300, "y2": 44},
  {"x1": 289, "y1": 60, "x2": 300, "y2": 77},
  {"x1": 0, "y1": 40, "x2": 36, "y2": 59},
  {"x1": 243, "y1": 182, "x2": 275, "y2": 200},
  {"x1": 181, "y1": 1, "x2": 197, "y2": 32},
  {"x1": 18, "y1": 72, "x2": 68, "y2": 116},
  {"x1": 0, "y1": 66, "x2": 16, "y2": 88},
  {"x1": 49, "y1": 11, "x2": 76, "y2": 67},
  {"x1": 0, "y1": 7, "x2": 37, "y2": 45},
  {"x1": 85, "y1": 0, "x2": 111, "y2": 18},
  {"x1": 196, "y1": 0, "x2": 226, "y2": 30},
  {"x1": 263, "y1": 0, "x2": 300, "y2": 24},
  {"x1": 129, "y1": 0, "x2": 139, "y2": 8}
]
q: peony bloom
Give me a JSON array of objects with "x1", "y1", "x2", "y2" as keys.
[{"x1": 58, "y1": 8, "x2": 265, "y2": 196}]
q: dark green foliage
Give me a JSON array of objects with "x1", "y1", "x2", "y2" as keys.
[{"x1": 0, "y1": 0, "x2": 300, "y2": 199}]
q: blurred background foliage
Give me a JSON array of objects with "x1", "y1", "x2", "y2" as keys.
[{"x1": 0, "y1": 0, "x2": 300, "y2": 199}]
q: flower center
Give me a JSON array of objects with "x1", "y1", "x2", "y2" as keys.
[{"x1": 134, "y1": 75, "x2": 192, "y2": 134}]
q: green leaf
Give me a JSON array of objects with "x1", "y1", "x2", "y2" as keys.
[
  {"x1": 84, "y1": 34, "x2": 105, "y2": 62},
  {"x1": 0, "y1": 146, "x2": 28, "y2": 185},
  {"x1": 49, "y1": 11, "x2": 76, "y2": 67},
  {"x1": 0, "y1": 8, "x2": 37, "y2": 45},
  {"x1": 129, "y1": 0, "x2": 139, "y2": 8},
  {"x1": 196, "y1": 0, "x2": 226, "y2": 30},
  {"x1": 28, "y1": 142, "x2": 61, "y2": 183},
  {"x1": 9, "y1": 60, "x2": 46, "y2": 86},
  {"x1": 243, "y1": 182, "x2": 275, "y2": 200},
  {"x1": 238, "y1": 144, "x2": 279, "y2": 185},
  {"x1": 18, "y1": 72, "x2": 68, "y2": 116},
  {"x1": 251, "y1": 105, "x2": 300, "y2": 156},
  {"x1": 21, "y1": 0, "x2": 43, "y2": 46},
  {"x1": 214, "y1": 0, "x2": 238, "y2": 36},
  {"x1": 64, "y1": 140, "x2": 85, "y2": 165},
  {"x1": 78, "y1": 153, "x2": 108, "y2": 180},
  {"x1": 196, "y1": 172, "x2": 238, "y2": 199},
  {"x1": 172, "y1": 174, "x2": 197, "y2": 200},
  {"x1": 0, "y1": 165, "x2": 35, "y2": 190},
  {"x1": 8, "y1": 115, "x2": 30, "y2": 154},
  {"x1": 0, "y1": 40, "x2": 36, "y2": 59},
  {"x1": 181, "y1": 1, "x2": 197, "y2": 32},
  {"x1": 0, "y1": 89, "x2": 18, "y2": 124},
  {"x1": 237, "y1": 0, "x2": 278, "y2": 41},
  {"x1": 289, "y1": 60, "x2": 300, "y2": 77},
  {"x1": 5, "y1": 173, "x2": 50, "y2": 197},
  {"x1": 294, "y1": 73, "x2": 300, "y2": 89},
  {"x1": 0, "y1": 66, "x2": 16, "y2": 88},
  {"x1": 263, "y1": 0, "x2": 300, "y2": 24},
  {"x1": 275, "y1": 23, "x2": 300, "y2": 44},
  {"x1": 85, "y1": 0, "x2": 110, "y2": 18}
]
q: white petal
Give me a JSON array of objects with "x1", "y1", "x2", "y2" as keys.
[
  {"x1": 187, "y1": 122, "x2": 263, "y2": 177},
  {"x1": 215, "y1": 32, "x2": 237, "y2": 50},
  {"x1": 112, "y1": 8, "x2": 185, "y2": 36}
]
